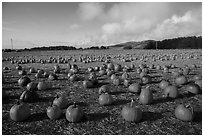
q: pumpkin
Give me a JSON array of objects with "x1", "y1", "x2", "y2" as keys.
[
  {"x1": 66, "y1": 102, "x2": 84, "y2": 123},
  {"x1": 98, "y1": 85, "x2": 109, "y2": 94},
  {"x1": 47, "y1": 102, "x2": 62, "y2": 120},
  {"x1": 164, "y1": 85, "x2": 179, "y2": 98},
  {"x1": 48, "y1": 73, "x2": 58, "y2": 81},
  {"x1": 186, "y1": 83, "x2": 200, "y2": 94},
  {"x1": 99, "y1": 93, "x2": 113, "y2": 106},
  {"x1": 19, "y1": 70, "x2": 27, "y2": 75},
  {"x1": 121, "y1": 99, "x2": 142, "y2": 122},
  {"x1": 29, "y1": 68, "x2": 36, "y2": 73},
  {"x1": 128, "y1": 83, "x2": 141, "y2": 94},
  {"x1": 20, "y1": 90, "x2": 38, "y2": 103},
  {"x1": 195, "y1": 80, "x2": 202, "y2": 89},
  {"x1": 35, "y1": 72, "x2": 44, "y2": 78},
  {"x1": 18, "y1": 76, "x2": 31, "y2": 87},
  {"x1": 9, "y1": 101, "x2": 31, "y2": 122},
  {"x1": 139, "y1": 86, "x2": 153, "y2": 105},
  {"x1": 114, "y1": 64, "x2": 122, "y2": 72},
  {"x1": 141, "y1": 75, "x2": 151, "y2": 84},
  {"x1": 175, "y1": 104, "x2": 194, "y2": 121},
  {"x1": 26, "y1": 82, "x2": 38, "y2": 91},
  {"x1": 193, "y1": 75, "x2": 201, "y2": 81},
  {"x1": 70, "y1": 74, "x2": 78, "y2": 82},
  {"x1": 121, "y1": 72, "x2": 129, "y2": 80},
  {"x1": 16, "y1": 65, "x2": 23, "y2": 70},
  {"x1": 124, "y1": 79, "x2": 131, "y2": 87},
  {"x1": 175, "y1": 75, "x2": 187, "y2": 85},
  {"x1": 107, "y1": 63, "x2": 114, "y2": 70},
  {"x1": 99, "y1": 70, "x2": 106, "y2": 76},
  {"x1": 53, "y1": 95, "x2": 69, "y2": 109},
  {"x1": 43, "y1": 71, "x2": 50, "y2": 78},
  {"x1": 110, "y1": 74, "x2": 117, "y2": 80},
  {"x1": 182, "y1": 67, "x2": 190, "y2": 75},
  {"x1": 37, "y1": 81, "x2": 49, "y2": 90},
  {"x1": 159, "y1": 80, "x2": 169, "y2": 90},
  {"x1": 83, "y1": 80, "x2": 93, "y2": 88},
  {"x1": 112, "y1": 78, "x2": 121, "y2": 86}
]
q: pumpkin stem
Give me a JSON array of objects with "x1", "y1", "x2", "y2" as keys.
[
  {"x1": 17, "y1": 100, "x2": 21, "y2": 105},
  {"x1": 130, "y1": 98, "x2": 135, "y2": 107},
  {"x1": 56, "y1": 94, "x2": 59, "y2": 98},
  {"x1": 166, "y1": 93, "x2": 169, "y2": 98},
  {"x1": 73, "y1": 102, "x2": 77, "y2": 107},
  {"x1": 146, "y1": 85, "x2": 150, "y2": 89}
]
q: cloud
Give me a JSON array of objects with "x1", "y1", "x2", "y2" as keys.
[
  {"x1": 98, "y1": 3, "x2": 202, "y2": 44},
  {"x1": 69, "y1": 24, "x2": 80, "y2": 29},
  {"x1": 2, "y1": 27, "x2": 19, "y2": 32},
  {"x1": 142, "y1": 9, "x2": 202, "y2": 40},
  {"x1": 78, "y1": 3, "x2": 105, "y2": 21}
]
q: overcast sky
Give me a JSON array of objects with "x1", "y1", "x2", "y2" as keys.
[{"x1": 2, "y1": 2, "x2": 202, "y2": 49}]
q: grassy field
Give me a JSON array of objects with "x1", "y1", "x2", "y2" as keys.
[{"x1": 2, "y1": 49, "x2": 202, "y2": 135}]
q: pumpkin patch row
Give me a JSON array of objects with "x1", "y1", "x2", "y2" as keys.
[{"x1": 3, "y1": 60, "x2": 201, "y2": 124}]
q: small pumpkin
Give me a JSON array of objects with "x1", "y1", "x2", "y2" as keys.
[
  {"x1": 186, "y1": 83, "x2": 200, "y2": 94},
  {"x1": 48, "y1": 73, "x2": 58, "y2": 81},
  {"x1": 159, "y1": 80, "x2": 169, "y2": 90},
  {"x1": 9, "y1": 101, "x2": 31, "y2": 122},
  {"x1": 121, "y1": 72, "x2": 129, "y2": 80},
  {"x1": 195, "y1": 80, "x2": 202, "y2": 90},
  {"x1": 99, "y1": 93, "x2": 113, "y2": 106},
  {"x1": 175, "y1": 75, "x2": 187, "y2": 85},
  {"x1": 37, "y1": 81, "x2": 49, "y2": 90},
  {"x1": 20, "y1": 90, "x2": 38, "y2": 103},
  {"x1": 69, "y1": 74, "x2": 78, "y2": 82},
  {"x1": 29, "y1": 68, "x2": 36, "y2": 73},
  {"x1": 98, "y1": 85, "x2": 109, "y2": 94},
  {"x1": 83, "y1": 80, "x2": 93, "y2": 88},
  {"x1": 128, "y1": 83, "x2": 141, "y2": 94},
  {"x1": 139, "y1": 86, "x2": 153, "y2": 105},
  {"x1": 19, "y1": 70, "x2": 27, "y2": 76},
  {"x1": 164, "y1": 85, "x2": 179, "y2": 98},
  {"x1": 66, "y1": 102, "x2": 84, "y2": 123},
  {"x1": 53, "y1": 95, "x2": 69, "y2": 109},
  {"x1": 18, "y1": 76, "x2": 31, "y2": 87},
  {"x1": 47, "y1": 102, "x2": 62, "y2": 120},
  {"x1": 141, "y1": 75, "x2": 151, "y2": 84},
  {"x1": 35, "y1": 72, "x2": 44, "y2": 78},
  {"x1": 26, "y1": 82, "x2": 38, "y2": 91},
  {"x1": 121, "y1": 99, "x2": 142, "y2": 122},
  {"x1": 175, "y1": 104, "x2": 194, "y2": 121},
  {"x1": 112, "y1": 78, "x2": 121, "y2": 86}
]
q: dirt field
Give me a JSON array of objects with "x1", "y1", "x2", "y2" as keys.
[{"x1": 2, "y1": 49, "x2": 202, "y2": 135}]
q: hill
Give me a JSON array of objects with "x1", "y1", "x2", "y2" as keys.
[{"x1": 110, "y1": 36, "x2": 202, "y2": 49}]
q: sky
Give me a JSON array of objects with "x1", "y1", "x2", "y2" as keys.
[{"x1": 2, "y1": 2, "x2": 202, "y2": 49}]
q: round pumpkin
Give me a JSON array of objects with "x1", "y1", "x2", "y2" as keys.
[
  {"x1": 18, "y1": 76, "x2": 31, "y2": 87},
  {"x1": 175, "y1": 104, "x2": 194, "y2": 122},
  {"x1": 175, "y1": 75, "x2": 187, "y2": 85},
  {"x1": 128, "y1": 83, "x2": 141, "y2": 94},
  {"x1": 139, "y1": 87, "x2": 153, "y2": 105},
  {"x1": 9, "y1": 101, "x2": 31, "y2": 122},
  {"x1": 164, "y1": 85, "x2": 179, "y2": 98},
  {"x1": 66, "y1": 103, "x2": 84, "y2": 123},
  {"x1": 121, "y1": 99, "x2": 142, "y2": 122},
  {"x1": 99, "y1": 93, "x2": 113, "y2": 106}
]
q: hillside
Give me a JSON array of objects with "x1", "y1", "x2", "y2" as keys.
[{"x1": 110, "y1": 36, "x2": 202, "y2": 49}]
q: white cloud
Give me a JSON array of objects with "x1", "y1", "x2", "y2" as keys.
[
  {"x1": 78, "y1": 3, "x2": 105, "y2": 21},
  {"x1": 143, "y1": 9, "x2": 202, "y2": 40},
  {"x1": 76, "y1": 3, "x2": 202, "y2": 46},
  {"x1": 69, "y1": 24, "x2": 80, "y2": 29}
]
